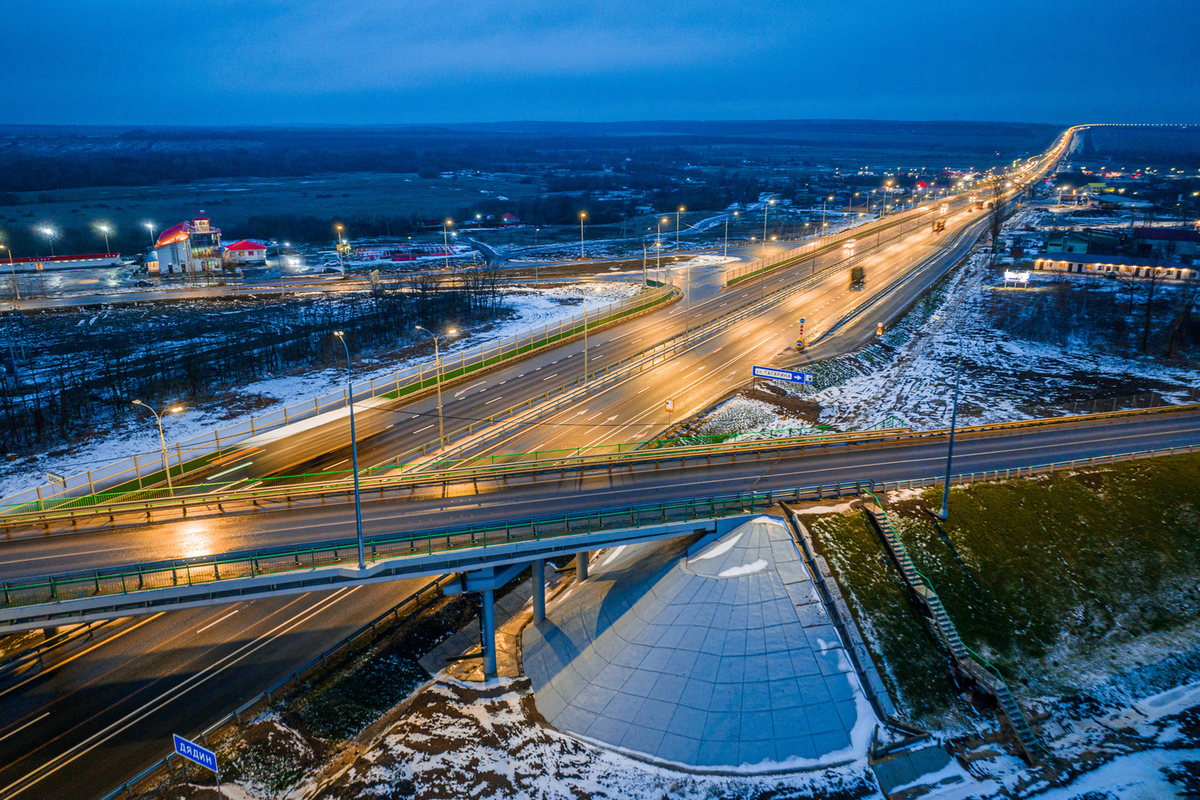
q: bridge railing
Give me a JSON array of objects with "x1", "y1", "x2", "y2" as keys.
[
  {"x1": 2, "y1": 402, "x2": 1194, "y2": 530},
  {"x1": 0, "y1": 480, "x2": 877, "y2": 613}
]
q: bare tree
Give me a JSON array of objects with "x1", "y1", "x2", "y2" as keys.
[
  {"x1": 1165, "y1": 276, "x2": 1199, "y2": 357},
  {"x1": 1141, "y1": 267, "x2": 1164, "y2": 352}
]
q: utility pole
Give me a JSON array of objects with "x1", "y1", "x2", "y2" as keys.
[
  {"x1": 582, "y1": 301, "x2": 588, "y2": 381},
  {"x1": 332, "y1": 332, "x2": 365, "y2": 570},
  {"x1": 761, "y1": 198, "x2": 774, "y2": 301}
]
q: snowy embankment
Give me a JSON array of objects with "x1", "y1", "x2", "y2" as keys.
[
  {"x1": 0, "y1": 282, "x2": 640, "y2": 498},
  {"x1": 696, "y1": 205, "x2": 1200, "y2": 436}
]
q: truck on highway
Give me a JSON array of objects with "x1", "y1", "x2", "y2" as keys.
[
  {"x1": 932, "y1": 218, "x2": 945, "y2": 233},
  {"x1": 849, "y1": 265, "x2": 865, "y2": 290}
]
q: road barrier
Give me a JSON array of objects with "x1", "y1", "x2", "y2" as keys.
[
  {"x1": 6, "y1": 431, "x2": 1200, "y2": 613},
  {"x1": 2, "y1": 403, "x2": 1196, "y2": 531},
  {"x1": 0, "y1": 284, "x2": 676, "y2": 514},
  {"x1": 1, "y1": 481, "x2": 879, "y2": 614}
]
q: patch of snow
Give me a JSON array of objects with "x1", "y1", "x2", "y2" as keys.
[
  {"x1": 691, "y1": 532, "x2": 742, "y2": 560},
  {"x1": 717, "y1": 558, "x2": 768, "y2": 577}
]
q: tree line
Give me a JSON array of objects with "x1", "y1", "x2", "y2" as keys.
[{"x1": 0, "y1": 268, "x2": 505, "y2": 457}]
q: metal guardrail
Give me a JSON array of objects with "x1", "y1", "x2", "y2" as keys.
[
  {"x1": 3, "y1": 285, "x2": 677, "y2": 514},
  {"x1": 95, "y1": 577, "x2": 446, "y2": 800},
  {"x1": 0, "y1": 481, "x2": 878, "y2": 613},
  {"x1": 4, "y1": 401, "x2": 1195, "y2": 530}
]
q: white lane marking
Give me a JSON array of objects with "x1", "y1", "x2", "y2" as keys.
[
  {"x1": 195, "y1": 608, "x2": 240, "y2": 633},
  {"x1": 543, "y1": 373, "x2": 558, "y2": 380},
  {"x1": 484, "y1": 397, "x2": 503, "y2": 405},
  {"x1": 413, "y1": 425, "x2": 434, "y2": 434},
  {"x1": 329, "y1": 459, "x2": 349, "y2": 468},
  {"x1": 453, "y1": 380, "x2": 487, "y2": 397},
  {"x1": 0, "y1": 546, "x2": 135, "y2": 567},
  {"x1": 0, "y1": 588, "x2": 360, "y2": 798},
  {"x1": 209, "y1": 461, "x2": 253, "y2": 480},
  {"x1": 0, "y1": 713, "x2": 50, "y2": 744}
]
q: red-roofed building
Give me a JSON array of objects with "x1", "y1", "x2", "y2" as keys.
[
  {"x1": 501, "y1": 213, "x2": 520, "y2": 226},
  {"x1": 148, "y1": 215, "x2": 222, "y2": 275},
  {"x1": 223, "y1": 240, "x2": 268, "y2": 264}
]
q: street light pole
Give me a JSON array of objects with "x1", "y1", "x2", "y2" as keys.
[
  {"x1": 937, "y1": 335, "x2": 964, "y2": 520},
  {"x1": 415, "y1": 325, "x2": 457, "y2": 446},
  {"x1": 676, "y1": 206, "x2": 684, "y2": 253},
  {"x1": 761, "y1": 198, "x2": 773, "y2": 301},
  {"x1": 724, "y1": 215, "x2": 729, "y2": 259},
  {"x1": 336, "y1": 224, "x2": 346, "y2": 273},
  {"x1": 97, "y1": 224, "x2": 112, "y2": 253},
  {"x1": 442, "y1": 219, "x2": 452, "y2": 270},
  {"x1": 579, "y1": 212, "x2": 586, "y2": 260},
  {"x1": 131, "y1": 400, "x2": 181, "y2": 497},
  {"x1": 333, "y1": 331, "x2": 366, "y2": 570}
]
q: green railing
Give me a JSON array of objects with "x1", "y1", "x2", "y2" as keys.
[{"x1": 0, "y1": 481, "x2": 876, "y2": 613}]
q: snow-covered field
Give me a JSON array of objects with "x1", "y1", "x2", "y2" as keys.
[
  {"x1": 0, "y1": 281, "x2": 642, "y2": 498},
  {"x1": 206, "y1": 672, "x2": 1200, "y2": 799},
  {"x1": 309, "y1": 676, "x2": 876, "y2": 800}
]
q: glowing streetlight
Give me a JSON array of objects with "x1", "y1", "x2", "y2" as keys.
[
  {"x1": 335, "y1": 224, "x2": 346, "y2": 273},
  {"x1": 95, "y1": 223, "x2": 112, "y2": 253},
  {"x1": 442, "y1": 219, "x2": 452, "y2": 269},
  {"x1": 38, "y1": 226, "x2": 57, "y2": 257},
  {"x1": 579, "y1": 211, "x2": 587, "y2": 260},
  {"x1": 144, "y1": 220, "x2": 157, "y2": 244},
  {"x1": 131, "y1": 400, "x2": 183, "y2": 497},
  {"x1": 676, "y1": 205, "x2": 685, "y2": 252},
  {"x1": 414, "y1": 325, "x2": 458, "y2": 447},
  {"x1": 332, "y1": 331, "x2": 365, "y2": 571}
]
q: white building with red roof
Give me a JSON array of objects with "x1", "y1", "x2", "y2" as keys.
[{"x1": 222, "y1": 240, "x2": 268, "y2": 264}]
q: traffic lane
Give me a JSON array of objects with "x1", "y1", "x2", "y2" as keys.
[
  {"x1": 0, "y1": 579, "x2": 428, "y2": 800},
  {"x1": 480, "y1": 210, "x2": 977, "y2": 456},
  {"x1": 179, "y1": 217, "x2": 912, "y2": 483},
  {"x1": 1, "y1": 411, "x2": 1195, "y2": 579}
]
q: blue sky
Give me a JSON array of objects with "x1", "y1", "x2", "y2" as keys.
[{"x1": 3, "y1": 0, "x2": 1197, "y2": 125}]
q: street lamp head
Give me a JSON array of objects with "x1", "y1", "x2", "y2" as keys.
[
  {"x1": 38, "y1": 226, "x2": 55, "y2": 237},
  {"x1": 446, "y1": 327, "x2": 459, "y2": 336},
  {"x1": 97, "y1": 223, "x2": 112, "y2": 234},
  {"x1": 131, "y1": 399, "x2": 146, "y2": 408},
  {"x1": 678, "y1": 206, "x2": 685, "y2": 212},
  {"x1": 334, "y1": 330, "x2": 345, "y2": 338},
  {"x1": 580, "y1": 211, "x2": 586, "y2": 219},
  {"x1": 169, "y1": 406, "x2": 183, "y2": 414}
]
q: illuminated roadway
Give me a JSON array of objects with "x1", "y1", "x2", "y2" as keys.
[{"x1": 0, "y1": 132, "x2": 1083, "y2": 799}]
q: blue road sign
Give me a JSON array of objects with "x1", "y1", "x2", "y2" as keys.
[
  {"x1": 752, "y1": 366, "x2": 812, "y2": 384},
  {"x1": 173, "y1": 734, "x2": 218, "y2": 773}
]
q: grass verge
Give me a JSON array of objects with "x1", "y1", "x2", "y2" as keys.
[{"x1": 808, "y1": 453, "x2": 1200, "y2": 726}]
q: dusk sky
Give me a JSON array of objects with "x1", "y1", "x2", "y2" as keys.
[{"x1": 4, "y1": 0, "x2": 1198, "y2": 126}]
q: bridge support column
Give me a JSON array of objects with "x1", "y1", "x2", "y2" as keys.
[
  {"x1": 481, "y1": 587, "x2": 497, "y2": 678},
  {"x1": 532, "y1": 559, "x2": 546, "y2": 624},
  {"x1": 575, "y1": 551, "x2": 589, "y2": 582}
]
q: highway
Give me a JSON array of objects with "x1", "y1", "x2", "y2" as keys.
[
  {"x1": 164, "y1": 198, "x2": 987, "y2": 495},
  {"x1": 0, "y1": 131, "x2": 1079, "y2": 799},
  {"x1": 0, "y1": 578, "x2": 429, "y2": 800},
  {"x1": 3, "y1": 409, "x2": 1196, "y2": 581}
]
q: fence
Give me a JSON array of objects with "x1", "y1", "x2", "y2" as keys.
[
  {"x1": 96, "y1": 577, "x2": 447, "y2": 800},
  {"x1": 2, "y1": 284, "x2": 675, "y2": 514},
  {"x1": 3, "y1": 401, "x2": 1196, "y2": 530},
  {"x1": 1, "y1": 481, "x2": 879, "y2": 612}
]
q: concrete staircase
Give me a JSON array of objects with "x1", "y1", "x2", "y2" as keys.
[{"x1": 862, "y1": 494, "x2": 1049, "y2": 765}]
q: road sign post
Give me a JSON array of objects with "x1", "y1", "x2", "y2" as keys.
[
  {"x1": 173, "y1": 734, "x2": 224, "y2": 798},
  {"x1": 752, "y1": 366, "x2": 813, "y2": 385}
]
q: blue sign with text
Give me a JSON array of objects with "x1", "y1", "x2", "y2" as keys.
[
  {"x1": 752, "y1": 366, "x2": 812, "y2": 384},
  {"x1": 173, "y1": 734, "x2": 218, "y2": 773}
]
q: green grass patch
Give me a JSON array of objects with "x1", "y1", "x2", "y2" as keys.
[{"x1": 810, "y1": 453, "x2": 1200, "y2": 724}]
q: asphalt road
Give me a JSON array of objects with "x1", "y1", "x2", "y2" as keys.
[
  {"x1": 3, "y1": 409, "x2": 1196, "y2": 581},
  {"x1": 171, "y1": 200, "x2": 980, "y2": 495},
  {"x1": 0, "y1": 577, "x2": 429, "y2": 800}
]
